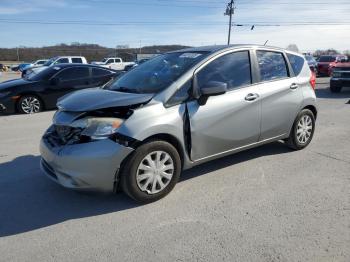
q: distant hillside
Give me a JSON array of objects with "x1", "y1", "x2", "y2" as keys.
[{"x1": 0, "y1": 43, "x2": 190, "y2": 62}]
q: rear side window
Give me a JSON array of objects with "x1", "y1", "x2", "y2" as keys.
[
  {"x1": 197, "y1": 51, "x2": 252, "y2": 91},
  {"x1": 257, "y1": 51, "x2": 288, "y2": 82},
  {"x1": 287, "y1": 53, "x2": 305, "y2": 76},
  {"x1": 71, "y1": 58, "x2": 83, "y2": 63},
  {"x1": 92, "y1": 68, "x2": 112, "y2": 77},
  {"x1": 57, "y1": 67, "x2": 89, "y2": 81}
]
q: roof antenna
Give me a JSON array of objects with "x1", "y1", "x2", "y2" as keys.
[{"x1": 264, "y1": 40, "x2": 269, "y2": 46}]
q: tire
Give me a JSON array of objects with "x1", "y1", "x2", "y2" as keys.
[
  {"x1": 120, "y1": 140, "x2": 181, "y2": 203},
  {"x1": 285, "y1": 109, "x2": 315, "y2": 150},
  {"x1": 17, "y1": 95, "x2": 43, "y2": 114},
  {"x1": 330, "y1": 84, "x2": 342, "y2": 93}
]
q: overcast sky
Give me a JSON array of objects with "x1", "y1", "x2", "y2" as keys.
[{"x1": 1, "y1": 0, "x2": 350, "y2": 52}]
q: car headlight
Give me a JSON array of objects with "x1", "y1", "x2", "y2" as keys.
[
  {"x1": 332, "y1": 71, "x2": 341, "y2": 78},
  {"x1": 74, "y1": 117, "x2": 124, "y2": 140}
]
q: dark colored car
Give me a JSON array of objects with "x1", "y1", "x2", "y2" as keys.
[
  {"x1": 0, "y1": 64, "x2": 119, "y2": 114},
  {"x1": 305, "y1": 55, "x2": 318, "y2": 75},
  {"x1": 330, "y1": 62, "x2": 350, "y2": 93},
  {"x1": 317, "y1": 55, "x2": 347, "y2": 76}
]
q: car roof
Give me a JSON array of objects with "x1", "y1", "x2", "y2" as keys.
[
  {"x1": 170, "y1": 44, "x2": 288, "y2": 54},
  {"x1": 51, "y1": 63, "x2": 117, "y2": 71}
]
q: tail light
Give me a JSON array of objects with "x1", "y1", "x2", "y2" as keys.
[{"x1": 310, "y1": 71, "x2": 316, "y2": 90}]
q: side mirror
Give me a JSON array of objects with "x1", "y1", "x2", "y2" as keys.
[
  {"x1": 200, "y1": 81, "x2": 227, "y2": 96},
  {"x1": 50, "y1": 77, "x2": 60, "y2": 85}
]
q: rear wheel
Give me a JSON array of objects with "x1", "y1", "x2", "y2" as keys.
[
  {"x1": 120, "y1": 140, "x2": 181, "y2": 203},
  {"x1": 17, "y1": 95, "x2": 43, "y2": 114},
  {"x1": 286, "y1": 109, "x2": 315, "y2": 150}
]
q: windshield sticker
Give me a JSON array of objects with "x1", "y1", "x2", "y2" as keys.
[{"x1": 179, "y1": 53, "x2": 202, "y2": 59}]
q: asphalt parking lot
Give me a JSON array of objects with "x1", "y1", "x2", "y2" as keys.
[{"x1": 0, "y1": 73, "x2": 349, "y2": 261}]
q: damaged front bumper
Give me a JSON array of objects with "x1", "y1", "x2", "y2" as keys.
[{"x1": 40, "y1": 133, "x2": 134, "y2": 193}]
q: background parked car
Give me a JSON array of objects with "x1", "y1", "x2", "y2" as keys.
[
  {"x1": 124, "y1": 58, "x2": 151, "y2": 71},
  {"x1": 0, "y1": 64, "x2": 119, "y2": 114},
  {"x1": 330, "y1": 60, "x2": 350, "y2": 93},
  {"x1": 11, "y1": 63, "x2": 31, "y2": 72},
  {"x1": 317, "y1": 55, "x2": 347, "y2": 76},
  {"x1": 22, "y1": 59, "x2": 48, "y2": 71},
  {"x1": 305, "y1": 55, "x2": 318, "y2": 75},
  {"x1": 91, "y1": 57, "x2": 135, "y2": 71},
  {"x1": 22, "y1": 56, "x2": 87, "y2": 78}
]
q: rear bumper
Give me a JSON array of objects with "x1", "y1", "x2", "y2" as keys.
[{"x1": 40, "y1": 137, "x2": 134, "y2": 192}]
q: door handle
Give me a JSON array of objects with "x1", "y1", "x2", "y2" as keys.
[
  {"x1": 290, "y1": 83, "x2": 299, "y2": 89},
  {"x1": 245, "y1": 93, "x2": 259, "y2": 101}
]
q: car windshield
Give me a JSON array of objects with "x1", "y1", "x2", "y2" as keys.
[
  {"x1": 101, "y1": 58, "x2": 108, "y2": 63},
  {"x1": 105, "y1": 51, "x2": 209, "y2": 94},
  {"x1": 43, "y1": 57, "x2": 58, "y2": 66},
  {"x1": 26, "y1": 67, "x2": 60, "y2": 81},
  {"x1": 319, "y1": 56, "x2": 336, "y2": 62}
]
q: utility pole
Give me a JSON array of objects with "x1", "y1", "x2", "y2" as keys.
[
  {"x1": 16, "y1": 47, "x2": 20, "y2": 61},
  {"x1": 225, "y1": 0, "x2": 235, "y2": 45}
]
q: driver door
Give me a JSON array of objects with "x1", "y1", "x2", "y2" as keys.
[{"x1": 187, "y1": 50, "x2": 261, "y2": 161}]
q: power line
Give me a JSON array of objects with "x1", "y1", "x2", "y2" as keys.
[{"x1": 1, "y1": 18, "x2": 350, "y2": 26}]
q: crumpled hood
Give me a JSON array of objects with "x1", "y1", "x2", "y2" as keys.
[
  {"x1": 0, "y1": 78, "x2": 31, "y2": 91},
  {"x1": 57, "y1": 88, "x2": 154, "y2": 112}
]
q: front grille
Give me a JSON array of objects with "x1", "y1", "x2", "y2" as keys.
[
  {"x1": 341, "y1": 72, "x2": 350, "y2": 78},
  {"x1": 335, "y1": 67, "x2": 350, "y2": 71},
  {"x1": 44, "y1": 125, "x2": 83, "y2": 146}
]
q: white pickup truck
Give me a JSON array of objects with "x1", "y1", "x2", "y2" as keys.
[{"x1": 91, "y1": 57, "x2": 135, "y2": 71}]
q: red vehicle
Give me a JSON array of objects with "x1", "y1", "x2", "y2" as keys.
[{"x1": 317, "y1": 55, "x2": 347, "y2": 76}]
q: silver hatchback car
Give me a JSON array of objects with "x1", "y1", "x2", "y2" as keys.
[{"x1": 40, "y1": 45, "x2": 317, "y2": 202}]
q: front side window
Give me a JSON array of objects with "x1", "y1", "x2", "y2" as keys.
[
  {"x1": 197, "y1": 51, "x2": 252, "y2": 90},
  {"x1": 55, "y1": 58, "x2": 69, "y2": 64},
  {"x1": 106, "y1": 59, "x2": 114, "y2": 64},
  {"x1": 56, "y1": 67, "x2": 89, "y2": 81},
  {"x1": 105, "y1": 51, "x2": 209, "y2": 94},
  {"x1": 257, "y1": 51, "x2": 288, "y2": 82}
]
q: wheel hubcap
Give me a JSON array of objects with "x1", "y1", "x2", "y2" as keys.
[
  {"x1": 21, "y1": 97, "x2": 40, "y2": 114},
  {"x1": 296, "y1": 115, "x2": 313, "y2": 144},
  {"x1": 136, "y1": 151, "x2": 174, "y2": 194}
]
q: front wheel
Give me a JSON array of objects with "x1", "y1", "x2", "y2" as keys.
[
  {"x1": 120, "y1": 140, "x2": 181, "y2": 203},
  {"x1": 286, "y1": 109, "x2": 315, "y2": 150},
  {"x1": 17, "y1": 95, "x2": 43, "y2": 114}
]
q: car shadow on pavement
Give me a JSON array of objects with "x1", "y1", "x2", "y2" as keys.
[
  {"x1": 315, "y1": 88, "x2": 350, "y2": 99},
  {"x1": 181, "y1": 141, "x2": 291, "y2": 182},
  {"x1": 0, "y1": 142, "x2": 291, "y2": 237},
  {"x1": 0, "y1": 155, "x2": 138, "y2": 237}
]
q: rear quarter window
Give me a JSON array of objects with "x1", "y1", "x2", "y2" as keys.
[{"x1": 287, "y1": 53, "x2": 305, "y2": 76}]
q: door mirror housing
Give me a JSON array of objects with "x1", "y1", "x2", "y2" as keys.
[
  {"x1": 50, "y1": 77, "x2": 60, "y2": 85},
  {"x1": 200, "y1": 81, "x2": 227, "y2": 96}
]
